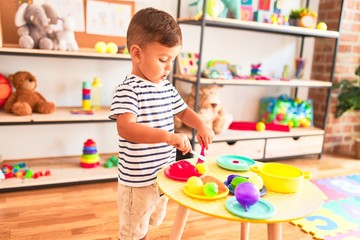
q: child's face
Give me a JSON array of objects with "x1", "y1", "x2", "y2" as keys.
[{"x1": 132, "y1": 42, "x2": 181, "y2": 84}]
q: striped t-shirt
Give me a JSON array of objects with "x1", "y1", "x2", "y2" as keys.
[{"x1": 109, "y1": 74, "x2": 187, "y2": 187}]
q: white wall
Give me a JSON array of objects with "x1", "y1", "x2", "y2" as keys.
[{"x1": 0, "y1": 0, "x2": 316, "y2": 160}]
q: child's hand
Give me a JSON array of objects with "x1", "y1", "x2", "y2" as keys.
[
  {"x1": 167, "y1": 133, "x2": 192, "y2": 155},
  {"x1": 196, "y1": 126, "x2": 215, "y2": 150}
]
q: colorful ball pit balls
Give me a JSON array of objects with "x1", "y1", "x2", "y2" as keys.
[
  {"x1": 106, "y1": 42, "x2": 118, "y2": 54},
  {"x1": 203, "y1": 182, "x2": 218, "y2": 197},
  {"x1": 234, "y1": 182, "x2": 260, "y2": 212},
  {"x1": 95, "y1": 41, "x2": 107, "y2": 53}
]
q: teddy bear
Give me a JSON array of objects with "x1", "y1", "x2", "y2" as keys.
[
  {"x1": 3, "y1": 71, "x2": 55, "y2": 116},
  {"x1": 175, "y1": 85, "x2": 233, "y2": 134},
  {"x1": 15, "y1": 3, "x2": 58, "y2": 50}
]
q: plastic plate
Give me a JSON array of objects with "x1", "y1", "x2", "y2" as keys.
[
  {"x1": 225, "y1": 196, "x2": 276, "y2": 219},
  {"x1": 183, "y1": 175, "x2": 229, "y2": 200},
  {"x1": 164, "y1": 167, "x2": 201, "y2": 181},
  {"x1": 216, "y1": 155, "x2": 255, "y2": 171}
]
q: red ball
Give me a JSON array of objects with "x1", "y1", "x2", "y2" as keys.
[{"x1": 0, "y1": 74, "x2": 12, "y2": 108}]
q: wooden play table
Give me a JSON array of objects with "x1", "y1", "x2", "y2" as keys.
[{"x1": 157, "y1": 158, "x2": 324, "y2": 240}]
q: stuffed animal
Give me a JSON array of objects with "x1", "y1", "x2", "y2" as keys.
[
  {"x1": 55, "y1": 15, "x2": 79, "y2": 51},
  {"x1": 175, "y1": 85, "x2": 233, "y2": 134},
  {"x1": 15, "y1": 3, "x2": 58, "y2": 50},
  {"x1": 3, "y1": 71, "x2": 55, "y2": 116}
]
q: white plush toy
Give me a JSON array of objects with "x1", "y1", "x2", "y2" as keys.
[{"x1": 55, "y1": 15, "x2": 79, "y2": 51}]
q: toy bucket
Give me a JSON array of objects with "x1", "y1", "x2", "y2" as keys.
[{"x1": 250, "y1": 163, "x2": 311, "y2": 193}]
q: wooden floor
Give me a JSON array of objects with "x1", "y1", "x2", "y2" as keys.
[{"x1": 1, "y1": 154, "x2": 360, "y2": 240}]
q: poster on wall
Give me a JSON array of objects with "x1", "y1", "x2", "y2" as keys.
[
  {"x1": 86, "y1": 0, "x2": 131, "y2": 37},
  {"x1": 33, "y1": 0, "x2": 85, "y2": 32}
]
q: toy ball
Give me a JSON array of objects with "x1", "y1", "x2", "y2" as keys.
[
  {"x1": 256, "y1": 122, "x2": 266, "y2": 131},
  {"x1": 106, "y1": 42, "x2": 118, "y2": 54},
  {"x1": 234, "y1": 182, "x2": 260, "y2": 212},
  {"x1": 185, "y1": 176, "x2": 203, "y2": 194},
  {"x1": 203, "y1": 182, "x2": 218, "y2": 197},
  {"x1": 95, "y1": 41, "x2": 107, "y2": 53},
  {"x1": 317, "y1": 22, "x2": 328, "y2": 30},
  {"x1": 0, "y1": 74, "x2": 12, "y2": 107}
]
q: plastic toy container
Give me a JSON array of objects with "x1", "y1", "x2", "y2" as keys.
[
  {"x1": 259, "y1": 95, "x2": 313, "y2": 128},
  {"x1": 250, "y1": 163, "x2": 311, "y2": 193}
]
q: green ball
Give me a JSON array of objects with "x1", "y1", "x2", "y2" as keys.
[{"x1": 203, "y1": 182, "x2": 218, "y2": 197}]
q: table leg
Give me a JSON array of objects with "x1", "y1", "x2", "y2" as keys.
[
  {"x1": 169, "y1": 205, "x2": 190, "y2": 240},
  {"x1": 240, "y1": 222, "x2": 250, "y2": 240},
  {"x1": 267, "y1": 223, "x2": 282, "y2": 240}
]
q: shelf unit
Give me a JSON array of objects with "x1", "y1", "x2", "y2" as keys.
[
  {"x1": 0, "y1": 47, "x2": 131, "y2": 190},
  {"x1": 174, "y1": 1, "x2": 344, "y2": 160}
]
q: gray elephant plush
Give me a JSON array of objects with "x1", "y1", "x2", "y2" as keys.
[{"x1": 15, "y1": 3, "x2": 58, "y2": 50}]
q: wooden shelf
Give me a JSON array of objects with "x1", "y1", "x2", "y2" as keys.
[
  {"x1": 0, "y1": 46, "x2": 131, "y2": 60},
  {"x1": 178, "y1": 127, "x2": 325, "y2": 143},
  {"x1": 174, "y1": 74, "x2": 332, "y2": 88},
  {"x1": 178, "y1": 17, "x2": 340, "y2": 39},
  {"x1": 0, "y1": 154, "x2": 117, "y2": 191},
  {"x1": 0, "y1": 107, "x2": 112, "y2": 125}
]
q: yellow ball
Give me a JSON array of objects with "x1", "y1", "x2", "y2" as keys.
[
  {"x1": 256, "y1": 122, "x2": 266, "y2": 131},
  {"x1": 95, "y1": 41, "x2": 107, "y2": 53},
  {"x1": 106, "y1": 42, "x2": 118, "y2": 54},
  {"x1": 317, "y1": 22, "x2": 328, "y2": 30}
]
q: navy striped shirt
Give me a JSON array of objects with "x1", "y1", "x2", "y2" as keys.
[{"x1": 109, "y1": 74, "x2": 187, "y2": 187}]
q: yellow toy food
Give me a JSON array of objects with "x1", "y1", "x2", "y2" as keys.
[
  {"x1": 184, "y1": 176, "x2": 203, "y2": 194},
  {"x1": 106, "y1": 42, "x2": 118, "y2": 54}
]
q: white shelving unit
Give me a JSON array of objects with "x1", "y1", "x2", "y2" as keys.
[
  {"x1": 0, "y1": 47, "x2": 130, "y2": 191},
  {"x1": 174, "y1": 1, "x2": 342, "y2": 161}
]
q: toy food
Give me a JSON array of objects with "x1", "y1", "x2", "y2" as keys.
[
  {"x1": 195, "y1": 163, "x2": 206, "y2": 174},
  {"x1": 234, "y1": 182, "x2": 260, "y2": 211},
  {"x1": 203, "y1": 182, "x2": 218, "y2": 197},
  {"x1": 166, "y1": 160, "x2": 201, "y2": 181},
  {"x1": 184, "y1": 176, "x2": 203, "y2": 195},
  {"x1": 230, "y1": 176, "x2": 249, "y2": 191}
]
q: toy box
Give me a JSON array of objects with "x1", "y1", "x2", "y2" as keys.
[{"x1": 259, "y1": 95, "x2": 313, "y2": 128}]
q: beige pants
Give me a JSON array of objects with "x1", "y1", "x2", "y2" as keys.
[{"x1": 117, "y1": 183, "x2": 168, "y2": 240}]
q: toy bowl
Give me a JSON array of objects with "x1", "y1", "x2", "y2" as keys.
[{"x1": 250, "y1": 163, "x2": 311, "y2": 193}]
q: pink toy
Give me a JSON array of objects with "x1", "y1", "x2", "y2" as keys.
[{"x1": 165, "y1": 160, "x2": 201, "y2": 181}]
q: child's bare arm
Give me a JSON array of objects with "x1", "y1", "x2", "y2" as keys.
[
  {"x1": 176, "y1": 108, "x2": 214, "y2": 149},
  {"x1": 116, "y1": 112, "x2": 191, "y2": 155}
]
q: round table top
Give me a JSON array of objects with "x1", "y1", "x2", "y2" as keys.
[{"x1": 157, "y1": 158, "x2": 324, "y2": 223}]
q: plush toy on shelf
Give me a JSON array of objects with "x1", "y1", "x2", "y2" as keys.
[
  {"x1": 175, "y1": 85, "x2": 233, "y2": 134},
  {"x1": 3, "y1": 71, "x2": 55, "y2": 116},
  {"x1": 55, "y1": 15, "x2": 79, "y2": 51},
  {"x1": 15, "y1": 3, "x2": 59, "y2": 50}
]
